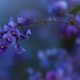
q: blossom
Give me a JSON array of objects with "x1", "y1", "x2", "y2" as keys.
[
  {"x1": 26, "y1": 29, "x2": 31, "y2": 40},
  {"x1": 20, "y1": 29, "x2": 31, "y2": 41},
  {"x1": 46, "y1": 70, "x2": 56, "y2": 80},
  {"x1": 8, "y1": 28, "x2": 20, "y2": 38},
  {"x1": 66, "y1": 25, "x2": 78, "y2": 34},
  {"x1": 17, "y1": 17, "x2": 27, "y2": 26},
  {"x1": 17, "y1": 44, "x2": 26, "y2": 54},
  {"x1": 21, "y1": 34, "x2": 25, "y2": 41},
  {"x1": 0, "y1": 42, "x2": 7, "y2": 53},
  {"x1": 75, "y1": 37, "x2": 80, "y2": 45},
  {"x1": 58, "y1": 24, "x2": 79, "y2": 38},
  {"x1": 4, "y1": 17, "x2": 17, "y2": 32},
  {"x1": 17, "y1": 17, "x2": 33, "y2": 27},
  {"x1": 17, "y1": 17, "x2": 26, "y2": 24},
  {"x1": 27, "y1": 67, "x2": 35, "y2": 75},
  {"x1": 47, "y1": 1, "x2": 68, "y2": 16},
  {"x1": 14, "y1": 43, "x2": 26, "y2": 54},
  {"x1": 8, "y1": 17, "x2": 17, "y2": 27},
  {"x1": 2, "y1": 33, "x2": 16, "y2": 46}
]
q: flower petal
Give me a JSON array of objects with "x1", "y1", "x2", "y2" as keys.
[
  {"x1": 2, "y1": 33, "x2": 12, "y2": 40},
  {"x1": 4, "y1": 25, "x2": 9, "y2": 31},
  {"x1": 9, "y1": 17, "x2": 13, "y2": 21},
  {"x1": 17, "y1": 17, "x2": 26, "y2": 24},
  {"x1": 8, "y1": 21, "x2": 16, "y2": 27},
  {"x1": 15, "y1": 28, "x2": 20, "y2": 38}
]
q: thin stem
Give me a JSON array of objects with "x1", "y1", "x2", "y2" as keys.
[
  {"x1": 20, "y1": 20, "x2": 71, "y2": 32},
  {"x1": 73, "y1": 14, "x2": 76, "y2": 24}
]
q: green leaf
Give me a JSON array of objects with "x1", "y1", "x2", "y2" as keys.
[{"x1": 68, "y1": 4, "x2": 80, "y2": 14}]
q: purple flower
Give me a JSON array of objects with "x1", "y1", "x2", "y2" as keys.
[
  {"x1": 17, "y1": 44, "x2": 26, "y2": 54},
  {"x1": 0, "y1": 42, "x2": 7, "y2": 53},
  {"x1": 17, "y1": 17, "x2": 26, "y2": 24},
  {"x1": 9, "y1": 17, "x2": 13, "y2": 21},
  {"x1": 8, "y1": 17, "x2": 17, "y2": 27},
  {"x1": 37, "y1": 50, "x2": 47, "y2": 60},
  {"x1": 4, "y1": 17, "x2": 17, "y2": 32},
  {"x1": 21, "y1": 34, "x2": 25, "y2": 41},
  {"x1": 75, "y1": 37, "x2": 80, "y2": 45},
  {"x1": 58, "y1": 24, "x2": 79, "y2": 38},
  {"x1": 46, "y1": 70, "x2": 56, "y2": 80},
  {"x1": 4, "y1": 25, "x2": 9, "y2": 32},
  {"x1": 8, "y1": 28, "x2": 20, "y2": 38},
  {"x1": 17, "y1": 17, "x2": 33, "y2": 27},
  {"x1": 17, "y1": 17, "x2": 28, "y2": 26},
  {"x1": 66, "y1": 25, "x2": 78, "y2": 34},
  {"x1": 2, "y1": 33, "x2": 16, "y2": 46},
  {"x1": 26, "y1": 29, "x2": 31, "y2": 40},
  {"x1": 14, "y1": 43, "x2": 26, "y2": 54},
  {"x1": 47, "y1": 1, "x2": 68, "y2": 16},
  {"x1": 27, "y1": 67, "x2": 35, "y2": 75},
  {"x1": 20, "y1": 29, "x2": 31, "y2": 41}
]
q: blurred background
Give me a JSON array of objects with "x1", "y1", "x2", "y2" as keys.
[{"x1": 0, "y1": 0, "x2": 80, "y2": 80}]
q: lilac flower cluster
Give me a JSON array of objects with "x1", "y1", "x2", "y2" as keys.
[
  {"x1": 37, "y1": 48, "x2": 67, "y2": 68},
  {"x1": 0, "y1": 17, "x2": 31, "y2": 53},
  {"x1": 27, "y1": 46, "x2": 80, "y2": 80}
]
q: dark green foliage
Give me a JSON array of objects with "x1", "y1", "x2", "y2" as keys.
[{"x1": 69, "y1": 4, "x2": 80, "y2": 14}]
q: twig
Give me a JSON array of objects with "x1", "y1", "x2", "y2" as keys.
[
  {"x1": 73, "y1": 14, "x2": 76, "y2": 24},
  {"x1": 20, "y1": 20, "x2": 71, "y2": 32}
]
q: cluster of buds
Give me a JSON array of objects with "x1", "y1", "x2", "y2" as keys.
[{"x1": 0, "y1": 17, "x2": 31, "y2": 53}]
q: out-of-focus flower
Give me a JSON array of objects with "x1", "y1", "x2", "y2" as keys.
[
  {"x1": 56, "y1": 68, "x2": 64, "y2": 80},
  {"x1": 27, "y1": 68, "x2": 43, "y2": 80},
  {"x1": 46, "y1": 70, "x2": 56, "y2": 80},
  {"x1": 66, "y1": 25, "x2": 78, "y2": 35},
  {"x1": 37, "y1": 50, "x2": 47, "y2": 60},
  {"x1": 75, "y1": 37, "x2": 80, "y2": 45},
  {"x1": 17, "y1": 17, "x2": 26, "y2": 24},
  {"x1": 47, "y1": 1, "x2": 68, "y2": 16},
  {"x1": 27, "y1": 67, "x2": 35, "y2": 75},
  {"x1": 45, "y1": 48, "x2": 58, "y2": 56},
  {"x1": 58, "y1": 24, "x2": 79, "y2": 38},
  {"x1": 0, "y1": 42, "x2": 7, "y2": 53},
  {"x1": 2, "y1": 33, "x2": 16, "y2": 46},
  {"x1": 17, "y1": 17, "x2": 33, "y2": 27},
  {"x1": 14, "y1": 43, "x2": 26, "y2": 54}
]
